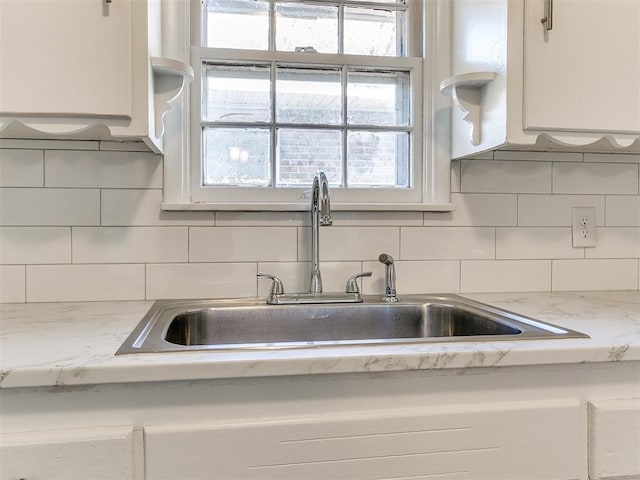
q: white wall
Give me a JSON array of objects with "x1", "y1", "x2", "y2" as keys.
[{"x1": 0, "y1": 140, "x2": 638, "y2": 303}]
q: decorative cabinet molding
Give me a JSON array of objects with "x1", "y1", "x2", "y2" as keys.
[
  {"x1": 151, "y1": 57, "x2": 194, "y2": 139},
  {"x1": 440, "y1": 72, "x2": 496, "y2": 146},
  {"x1": 446, "y1": 0, "x2": 640, "y2": 159},
  {"x1": 0, "y1": 0, "x2": 191, "y2": 153}
]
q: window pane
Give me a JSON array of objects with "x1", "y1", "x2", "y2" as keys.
[
  {"x1": 203, "y1": 128, "x2": 271, "y2": 186},
  {"x1": 344, "y1": 7, "x2": 404, "y2": 57},
  {"x1": 205, "y1": 0, "x2": 269, "y2": 50},
  {"x1": 275, "y1": 2, "x2": 338, "y2": 53},
  {"x1": 347, "y1": 70, "x2": 409, "y2": 126},
  {"x1": 347, "y1": 131, "x2": 409, "y2": 187},
  {"x1": 277, "y1": 129, "x2": 342, "y2": 186},
  {"x1": 203, "y1": 64, "x2": 271, "y2": 123},
  {"x1": 276, "y1": 68, "x2": 342, "y2": 125}
]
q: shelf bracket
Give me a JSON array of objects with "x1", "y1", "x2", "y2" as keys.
[
  {"x1": 440, "y1": 72, "x2": 496, "y2": 146},
  {"x1": 151, "y1": 57, "x2": 194, "y2": 139}
]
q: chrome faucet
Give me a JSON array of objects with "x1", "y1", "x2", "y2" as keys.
[
  {"x1": 379, "y1": 253, "x2": 399, "y2": 302},
  {"x1": 309, "y1": 171, "x2": 332, "y2": 294},
  {"x1": 257, "y1": 171, "x2": 372, "y2": 304}
]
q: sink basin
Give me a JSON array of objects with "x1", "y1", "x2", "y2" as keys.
[{"x1": 116, "y1": 294, "x2": 588, "y2": 354}]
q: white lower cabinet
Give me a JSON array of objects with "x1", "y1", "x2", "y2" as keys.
[
  {"x1": 0, "y1": 425, "x2": 138, "y2": 480},
  {"x1": 145, "y1": 400, "x2": 581, "y2": 480},
  {"x1": 588, "y1": 398, "x2": 640, "y2": 480}
]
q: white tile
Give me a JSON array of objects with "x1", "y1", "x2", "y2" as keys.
[
  {"x1": 461, "y1": 260, "x2": 551, "y2": 293},
  {"x1": 552, "y1": 259, "x2": 639, "y2": 291},
  {"x1": 215, "y1": 211, "x2": 309, "y2": 227},
  {"x1": 73, "y1": 227, "x2": 188, "y2": 263},
  {"x1": 606, "y1": 196, "x2": 640, "y2": 226},
  {"x1": 101, "y1": 190, "x2": 214, "y2": 226},
  {"x1": 312, "y1": 261, "x2": 363, "y2": 293},
  {"x1": 190, "y1": 227, "x2": 298, "y2": 262},
  {"x1": 257, "y1": 262, "x2": 311, "y2": 296},
  {"x1": 26, "y1": 264, "x2": 145, "y2": 302},
  {"x1": 496, "y1": 227, "x2": 582, "y2": 260},
  {"x1": 258, "y1": 262, "x2": 362, "y2": 297},
  {"x1": 45, "y1": 150, "x2": 162, "y2": 188},
  {"x1": 298, "y1": 226, "x2": 400, "y2": 261},
  {"x1": 331, "y1": 211, "x2": 423, "y2": 226},
  {"x1": 584, "y1": 153, "x2": 640, "y2": 163},
  {"x1": 586, "y1": 228, "x2": 640, "y2": 259},
  {"x1": 0, "y1": 265, "x2": 25, "y2": 303},
  {"x1": 99, "y1": 141, "x2": 153, "y2": 152},
  {"x1": 0, "y1": 227, "x2": 71, "y2": 264},
  {"x1": 467, "y1": 151, "x2": 494, "y2": 160},
  {"x1": 552, "y1": 162, "x2": 639, "y2": 194},
  {"x1": 401, "y1": 227, "x2": 495, "y2": 260},
  {"x1": 495, "y1": 150, "x2": 583, "y2": 162},
  {"x1": 257, "y1": 261, "x2": 362, "y2": 295},
  {"x1": 461, "y1": 160, "x2": 552, "y2": 193},
  {"x1": 146, "y1": 263, "x2": 257, "y2": 300},
  {"x1": 360, "y1": 261, "x2": 388, "y2": 296},
  {"x1": 424, "y1": 193, "x2": 517, "y2": 226},
  {"x1": 362, "y1": 260, "x2": 460, "y2": 295},
  {"x1": 0, "y1": 139, "x2": 99, "y2": 150},
  {"x1": 450, "y1": 160, "x2": 461, "y2": 193},
  {"x1": 0, "y1": 188, "x2": 100, "y2": 226},
  {"x1": 0, "y1": 149, "x2": 43, "y2": 187},
  {"x1": 518, "y1": 195, "x2": 605, "y2": 226}
]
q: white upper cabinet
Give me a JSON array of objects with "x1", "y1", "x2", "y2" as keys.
[
  {"x1": 1, "y1": 0, "x2": 133, "y2": 119},
  {"x1": 0, "y1": 0, "x2": 192, "y2": 153},
  {"x1": 523, "y1": 0, "x2": 640, "y2": 134},
  {"x1": 445, "y1": 0, "x2": 640, "y2": 159}
]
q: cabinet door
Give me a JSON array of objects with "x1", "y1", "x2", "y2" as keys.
[
  {"x1": 589, "y1": 398, "x2": 640, "y2": 480},
  {"x1": 0, "y1": 426, "x2": 138, "y2": 480},
  {"x1": 145, "y1": 400, "x2": 580, "y2": 480},
  {"x1": 523, "y1": 0, "x2": 640, "y2": 134},
  {"x1": 0, "y1": 0, "x2": 132, "y2": 118}
]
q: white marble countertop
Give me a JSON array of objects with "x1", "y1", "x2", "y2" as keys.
[{"x1": 1, "y1": 291, "x2": 639, "y2": 389}]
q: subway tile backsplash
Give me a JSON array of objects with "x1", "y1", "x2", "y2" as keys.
[
  {"x1": 0, "y1": 149, "x2": 44, "y2": 187},
  {"x1": 460, "y1": 160, "x2": 552, "y2": 193},
  {"x1": 25, "y1": 264, "x2": 146, "y2": 302},
  {"x1": 0, "y1": 144, "x2": 639, "y2": 302},
  {"x1": 0, "y1": 188, "x2": 100, "y2": 226}
]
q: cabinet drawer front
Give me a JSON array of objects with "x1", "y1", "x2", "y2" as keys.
[
  {"x1": 589, "y1": 398, "x2": 640, "y2": 480},
  {"x1": 145, "y1": 400, "x2": 580, "y2": 480},
  {"x1": 0, "y1": 425, "x2": 137, "y2": 480}
]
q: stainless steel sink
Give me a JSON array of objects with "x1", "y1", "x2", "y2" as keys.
[{"x1": 116, "y1": 294, "x2": 588, "y2": 354}]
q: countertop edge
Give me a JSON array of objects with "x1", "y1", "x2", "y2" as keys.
[{"x1": 1, "y1": 291, "x2": 639, "y2": 389}]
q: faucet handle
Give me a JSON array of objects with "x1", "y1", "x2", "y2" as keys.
[
  {"x1": 345, "y1": 271, "x2": 372, "y2": 294},
  {"x1": 257, "y1": 273, "x2": 284, "y2": 296}
]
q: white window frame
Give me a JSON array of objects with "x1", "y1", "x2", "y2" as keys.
[{"x1": 161, "y1": 0, "x2": 454, "y2": 212}]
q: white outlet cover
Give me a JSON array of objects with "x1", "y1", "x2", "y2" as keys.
[{"x1": 572, "y1": 207, "x2": 597, "y2": 248}]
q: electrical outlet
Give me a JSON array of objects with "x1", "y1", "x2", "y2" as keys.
[{"x1": 572, "y1": 207, "x2": 597, "y2": 248}]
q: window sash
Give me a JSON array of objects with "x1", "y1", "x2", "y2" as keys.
[
  {"x1": 189, "y1": 46, "x2": 423, "y2": 206},
  {"x1": 202, "y1": 0, "x2": 411, "y2": 56}
]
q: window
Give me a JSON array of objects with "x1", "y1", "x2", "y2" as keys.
[{"x1": 162, "y1": 0, "x2": 452, "y2": 211}]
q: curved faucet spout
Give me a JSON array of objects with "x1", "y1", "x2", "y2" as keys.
[
  {"x1": 313, "y1": 171, "x2": 332, "y2": 226},
  {"x1": 310, "y1": 171, "x2": 332, "y2": 294}
]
